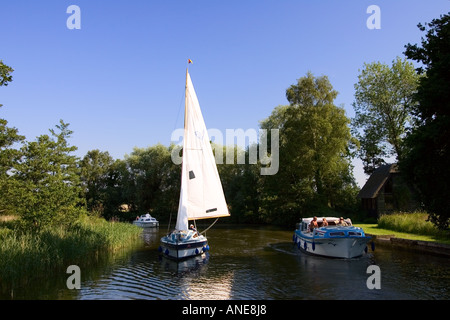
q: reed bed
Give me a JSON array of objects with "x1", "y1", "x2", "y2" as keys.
[
  {"x1": 0, "y1": 215, "x2": 142, "y2": 286},
  {"x1": 377, "y1": 211, "x2": 449, "y2": 240}
]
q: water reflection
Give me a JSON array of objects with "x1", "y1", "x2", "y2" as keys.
[
  {"x1": 159, "y1": 254, "x2": 209, "y2": 275},
  {"x1": 141, "y1": 227, "x2": 160, "y2": 247}
]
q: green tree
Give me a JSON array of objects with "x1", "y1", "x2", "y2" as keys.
[
  {"x1": 15, "y1": 120, "x2": 84, "y2": 229},
  {"x1": 0, "y1": 119, "x2": 24, "y2": 215},
  {"x1": 402, "y1": 13, "x2": 450, "y2": 230},
  {"x1": 80, "y1": 149, "x2": 115, "y2": 216},
  {"x1": 260, "y1": 72, "x2": 358, "y2": 225},
  {"x1": 0, "y1": 60, "x2": 13, "y2": 85},
  {"x1": 0, "y1": 60, "x2": 24, "y2": 215},
  {"x1": 352, "y1": 57, "x2": 421, "y2": 174},
  {"x1": 124, "y1": 144, "x2": 180, "y2": 220},
  {"x1": 215, "y1": 144, "x2": 262, "y2": 224}
]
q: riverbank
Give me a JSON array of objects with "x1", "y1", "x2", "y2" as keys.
[
  {"x1": 0, "y1": 215, "x2": 142, "y2": 289},
  {"x1": 354, "y1": 223, "x2": 449, "y2": 243},
  {"x1": 354, "y1": 223, "x2": 450, "y2": 257}
]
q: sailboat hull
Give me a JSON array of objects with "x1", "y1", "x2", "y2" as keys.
[{"x1": 159, "y1": 230, "x2": 209, "y2": 260}]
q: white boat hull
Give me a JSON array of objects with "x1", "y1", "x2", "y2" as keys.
[
  {"x1": 294, "y1": 231, "x2": 371, "y2": 258},
  {"x1": 133, "y1": 213, "x2": 159, "y2": 228},
  {"x1": 159, "y1": 230, "x2": 209, "y2": 260},
  {"x1": 133, "y1": 220, "x2": 159, "y2": 228}
]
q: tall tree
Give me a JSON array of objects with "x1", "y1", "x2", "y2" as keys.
[
  {"x1": 215, "y1": 144, "x2": 262, "y2": 224},
  {"x1": 352, "y1": 57, "x2": 421, "y2": 174},
  {"x1": 260, "y1": 72, "x2": 358, "y2": 225},
  {"x1": 124, "y1": 144, "x2": 180, "y2": 219},
  {"x1": 80, "y1": 149, "x2": 115, "y2": 216},
  {"x1": 402, "y1": 13, "x2": 450, "y2": 230},
  {"x1": 0, "y1": 60, "x2": 13, "y2": 91},
  {"x1": 0, "y1": 60, "x2": 24, "y2": 215},
  {"x1": 15, "y1": 121, "x2": 84, "y2": 229}
]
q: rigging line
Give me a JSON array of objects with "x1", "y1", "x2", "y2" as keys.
[
  {"x1": 167, "y1": 209, "x2": 172, "y2": 234},
  {"x1": 173, "y1": 82, "x2": 186, "y2": 132},
  {"x1": 200, "y1": 218, "x2": 219, "y2": 235}
]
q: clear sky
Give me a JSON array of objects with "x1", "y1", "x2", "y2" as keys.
[{"x1": 1, "y1": 0, "x2": 449, "y2": 187}]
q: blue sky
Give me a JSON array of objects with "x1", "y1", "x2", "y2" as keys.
[{"x1": 1, "y1": 0, "x2": 449, "y2": 187}]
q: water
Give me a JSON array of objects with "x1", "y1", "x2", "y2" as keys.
[{"x1": 2, "y1": 225, "x2": 449, "y2": 300}]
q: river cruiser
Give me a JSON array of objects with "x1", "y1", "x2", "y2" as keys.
[
  {"x1": 293, "y1": 217, "x2": 371, "y2": 258},
  {"x1": 133, "y1": 213, "x2": 159, "y2": 228}
]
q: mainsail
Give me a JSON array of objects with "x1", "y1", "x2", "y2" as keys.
[{"x1": 175, "y1": 70, "x2": 230, "y2": 231}]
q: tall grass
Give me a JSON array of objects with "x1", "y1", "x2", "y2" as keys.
[
  {"x1": 0, "y1": 215, "x2": 142, "y2": 286},
  {"x1": 378, "y1": 211, "x2": 449, "y2": 240}
]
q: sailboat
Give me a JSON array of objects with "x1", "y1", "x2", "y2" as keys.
[{"x1": 159, "y1": 66, "x2": 230, "y2": 260}]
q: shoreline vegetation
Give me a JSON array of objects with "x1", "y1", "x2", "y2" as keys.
[
  {"x1": 355, "y1": 212, "x2": 450, "y2": 245},
  {"x1": 0, "y1": 214, "x2": 142, "y2": 288}
]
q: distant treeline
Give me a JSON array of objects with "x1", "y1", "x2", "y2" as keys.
[{"x1": 1, "y1": 72, "x2": 361, "y2": 229}]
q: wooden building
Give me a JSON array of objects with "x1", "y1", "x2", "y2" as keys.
[{"x1": 358, "y1": 163, "x2": 417, "y2": 218}]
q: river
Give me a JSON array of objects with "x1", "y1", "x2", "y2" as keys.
[{"x1": 2, "y1": 225, "x2": 449, "y2": 300}]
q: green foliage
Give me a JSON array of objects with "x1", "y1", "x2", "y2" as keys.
[
  {"x1": 215, "y1": 144, "x2": 262, "y2": 224},
  {"x1": 13, "y1": 120, "x2": 84, "y2": 230},
  {"x1": 0, "y1": 215, "x2": 142, "y2": 285},
  {"x1": 0, "y1": 60, "x2": 13, "y2": 88},
  {"x1": 0, "y1": 60, "x2": 25, "y2": 215},
  {"x1": 352, "y1": 57, "x2": 421, "y2": 174},
  {"x1": 80, "y1": 149, "x2": 115, "y2": 216},
  {"x1": 401, "y1": 13, "x2": 450, "y2": 230},
  {"x1": 259, "y1": 72, "x2": 358, "y2": 226},
  {"x1": 0, "y1": 119, "x2": 25, "y2": 215},
  {"x1": 124, "y1": 144, "x2": 180, "y2": 219},
  {"x1": 378, "y1": 212, "x2": 449, "y2": 240}
]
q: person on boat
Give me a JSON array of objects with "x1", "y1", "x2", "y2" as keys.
[
  {"x1": 189, "y1": 224, "x2": 199, "y2": 238},
  {"x1": 322, "y1": 218, "x2": 328, "y2": 227},
  {"x1": 309, "y1": 216, "x2": 319, "y2": 232},
  {"x1": 336, "y1": 217, "x2": 348, "y2": 226}
]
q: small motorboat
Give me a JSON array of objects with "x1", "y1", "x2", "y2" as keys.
[
  {"x1": 293, "y1": 217, "x2": 372, "y2": 258},
  {"x1": 133, "y1": 213, "x2": 159, "y2": 228}
]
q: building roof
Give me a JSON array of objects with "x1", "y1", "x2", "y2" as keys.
[{"x1": 357, "y1": 163, "x2": 398, "y2": 199}]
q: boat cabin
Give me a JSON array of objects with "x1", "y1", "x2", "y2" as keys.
[{"x1": 298, "y1": 217, "x2": 352, "y2": 232}]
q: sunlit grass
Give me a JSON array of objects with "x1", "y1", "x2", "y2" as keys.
[{"x1": 354, "y1": 211, "x2": 450, "y2": 245}]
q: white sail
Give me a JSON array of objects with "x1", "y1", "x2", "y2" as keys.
[{"x1": 175, "y1": 70, "x2": 230, "y2": 231}]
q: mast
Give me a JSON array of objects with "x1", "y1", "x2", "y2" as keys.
[
  {"x1": 175, "y1": 67, "x2": 190, "y2": 231},
  {"x1": 185, "y1": 67, "x2": 188, "y2": 129}
]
